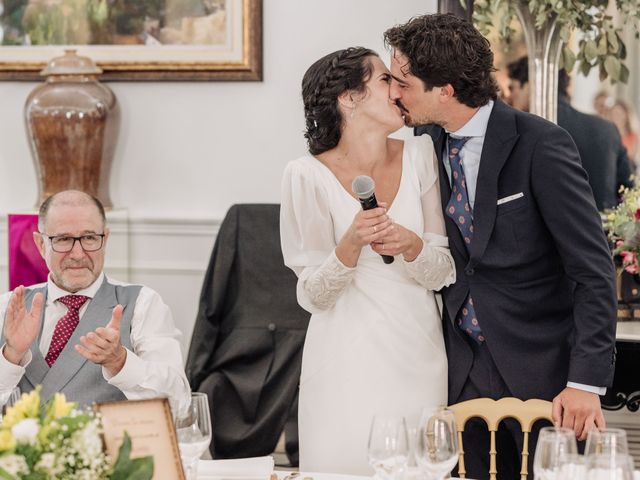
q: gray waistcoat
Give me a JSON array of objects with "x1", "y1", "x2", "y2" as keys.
[{"x1": 3, "y1": 278, "x2": 141, "y2": 407}]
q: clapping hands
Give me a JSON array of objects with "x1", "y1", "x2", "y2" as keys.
[{"x1": 75, "y1": 304, "x2": 127, "y2": 376}]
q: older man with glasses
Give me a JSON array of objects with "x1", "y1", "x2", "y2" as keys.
[{"x1": 0, "y1": 190, "x2": 190, "y2": 412}]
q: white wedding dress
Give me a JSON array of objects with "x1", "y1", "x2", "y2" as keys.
[{"x1": 280, "y1": 135, "x2": 455, "y2": 475}]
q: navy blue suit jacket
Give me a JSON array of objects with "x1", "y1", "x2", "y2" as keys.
[{"x1": 416, "y1": 100, "x2": 617, "y2": 403}]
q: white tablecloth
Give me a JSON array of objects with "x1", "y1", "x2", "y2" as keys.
[
  {"x1": 196, "y1": 463, "x2": 460, "y2": 480},
  {"x1": 196, "y1": 458, "x2": 640, "y2": 480}
]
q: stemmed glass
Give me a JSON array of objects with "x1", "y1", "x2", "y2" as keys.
[
  {"x1": 586, "y1": 453, "x2": 635, "y2": 480},
  {"x1": 584, "y1": 429, "x2": 631, "y2": 480},
  {"x1": 585, "y1": 429, "x2": 629, "y2": 457},
  {"x1": 368, "y1": 415, "x2": 410, "y2": 480},
  {"x1": 175, "y1": 393, "x2": 212, "y2": 480},
  {"x1": 414, "y1": 407, "x2": 459, "y2": 480},
  {"x1": 556, "y1": 453, "x2": 587, "y2": 480},
  {"x1": 533, "y1": 426, "x2": 578, "y2": 480}
]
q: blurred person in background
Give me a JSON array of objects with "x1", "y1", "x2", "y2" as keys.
[
  {"x1": 593, "y1": 91, "x2": 613, "y2": 118},
  {"x1": 609, "y1": 99, "x2": 639, "y2": 167},
  {"x1": 507, "y1": 56, "x2": 633, "y2": 210}
]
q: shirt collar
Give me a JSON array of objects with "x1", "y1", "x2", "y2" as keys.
[
  {"x1": 47, "y1": 272, "x2": 105, "y2": 303},
  {"x1": 446, "y1": 100, "x2": 494, "y2": 138}
]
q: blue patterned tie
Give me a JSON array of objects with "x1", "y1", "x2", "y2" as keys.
[{"x1": 445, "y1": 136, "x2": 484, "y2": 343}]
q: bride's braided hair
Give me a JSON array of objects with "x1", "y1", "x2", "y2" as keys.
[{"x1": 302, "y1": 47, "x2": 376, "y2": 155}]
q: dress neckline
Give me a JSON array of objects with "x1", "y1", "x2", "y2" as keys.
[{"x1": 308, "y1": 139, "x2": 407, "y2": 215}]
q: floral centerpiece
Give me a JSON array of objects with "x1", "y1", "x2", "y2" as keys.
[
  {"x1": 0, "y1": 387, "x2": 153, "y2": 480},
  {"x1": 607, "y1": 185, "x2": 640, "y2": 274}
]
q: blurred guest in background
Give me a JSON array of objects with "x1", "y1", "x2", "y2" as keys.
[
  {"x1": 609, "y1": 99, "x2": 639, "y2": 166},
  {"x1": 507, "y1": 56, "x2": 633, "y2": 210},
  {"x1": 593, "y1": 91, "x2": 613, "y2": 118}
]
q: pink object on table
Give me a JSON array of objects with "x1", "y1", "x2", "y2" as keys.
[{"x1": 8, "y1": 214, "x2": 49, "y2": 290}]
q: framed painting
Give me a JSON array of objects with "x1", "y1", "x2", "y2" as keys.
[{"x1": 0, "y1": 0, "x2": 262, "y2": 81}]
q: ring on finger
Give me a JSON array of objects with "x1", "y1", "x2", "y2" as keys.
[
  {"x1": 381, "y1": 242, "x2": 385, "y2": 251},
  {"x1": 372, "y1": 225, "x2": 377, "y2": 234}
]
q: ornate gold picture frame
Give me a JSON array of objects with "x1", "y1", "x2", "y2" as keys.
[{"x1": 0, "y1": 0, "x2": 262, "y2": 81}]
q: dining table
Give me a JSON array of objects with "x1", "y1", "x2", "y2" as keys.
[
  {"x1": 195, "y1": 458, "x2": 469, "y2": 480},
  {"x1": 196, "y1": 457, "x2": 640, "y2": 480}
]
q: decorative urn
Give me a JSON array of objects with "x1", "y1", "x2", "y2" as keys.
[{"x1": 24, "y1": 49, "x2": 120, "y2": 208}]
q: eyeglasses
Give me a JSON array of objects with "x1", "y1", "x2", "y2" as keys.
[{"x1": 42, "y1": 233, "x2": 105, "y2": 253}]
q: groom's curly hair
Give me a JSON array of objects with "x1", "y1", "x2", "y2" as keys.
[
  {"x1": 302, "y1": 47, "x2": 376, "y2": 155},
  {"x1": 384, "y1": 14, "x2": 498, "y2": 108}
]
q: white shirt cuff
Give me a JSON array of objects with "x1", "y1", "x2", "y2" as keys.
[
  {"x1": 0, "y1": 344, "x2": 31, "y2": 393},
  {"x1": 567, "y1": 381, "x2": 606, "y2": 396},
  {"x1": 103, "y1": 348, "x2": 144, "y2": 391}
]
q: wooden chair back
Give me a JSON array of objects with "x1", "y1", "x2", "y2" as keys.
[{"x1": 448, "y1": 397, "x2": 553, "y2": 480}]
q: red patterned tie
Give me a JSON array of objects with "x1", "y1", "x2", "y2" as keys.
[{"x1": 45, "y1": 295, "x2": 90, "y2": 367}]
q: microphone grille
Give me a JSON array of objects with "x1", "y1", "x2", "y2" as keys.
[{"x1": 351, "y1": 175, "x2": 375, "y2": 199}]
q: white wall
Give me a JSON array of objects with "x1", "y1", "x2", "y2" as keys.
[
  {"x1": 0, "y1": 0, "x2": 436, "y2": 361},
  {"x1": 0, "y1": 0, "x2": 436, "y2": 218}
]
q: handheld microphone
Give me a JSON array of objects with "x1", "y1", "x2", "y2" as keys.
[{"x1": 351, "y1": 175, "x2": 394, "y2": 264}]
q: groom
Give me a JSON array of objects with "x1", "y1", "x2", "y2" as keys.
[{"x1": 384, "y1": 14, "x2": 617, "y2": 479}]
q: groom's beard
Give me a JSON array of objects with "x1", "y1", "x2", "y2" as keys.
[{"x1": 396, "y1": 99, "x2": 439, "y2": 128}]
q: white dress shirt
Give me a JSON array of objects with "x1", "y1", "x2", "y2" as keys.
[
  {"x1": 441, "y1": 100, "x2": 605, "y2": 396},
  {"x1": 0, "y1": 273, "x2": 191, "y2": 412}
]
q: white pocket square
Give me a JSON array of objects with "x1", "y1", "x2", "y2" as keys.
[{"x1": 497, "y1": 192, "x2": 524, "y2": 205}]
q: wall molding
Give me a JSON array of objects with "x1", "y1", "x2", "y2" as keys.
[{"x1": 0, "y1": 214, "x2": 222, "y2": 273}]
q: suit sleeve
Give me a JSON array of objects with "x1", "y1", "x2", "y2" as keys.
[{"x1": 531, "y1": 126, "x2": 617, "y2": 387}]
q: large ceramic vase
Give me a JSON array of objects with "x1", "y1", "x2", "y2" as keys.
[
  {"x1": 513, "y1": 0, "x2": 563, "y2": 123},
  {"x1": 24, "y1": 49, "x2": 119, "y2": 208}
]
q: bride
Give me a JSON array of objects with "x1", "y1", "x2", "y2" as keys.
[{"x1": 280, "y1": 47, "x2": 456, "y2": 475}]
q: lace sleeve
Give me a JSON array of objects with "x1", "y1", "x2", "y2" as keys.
[
  {"x1": 298, "y1": 250, "x2": 356, "y2": 311},
  {"x1": 402, "y1": 233, "x2": 456, "y2": 290}
]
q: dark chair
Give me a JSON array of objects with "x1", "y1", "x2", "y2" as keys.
[{"x1": 186, "y1": 204, "x2": 310, "y2": 464}]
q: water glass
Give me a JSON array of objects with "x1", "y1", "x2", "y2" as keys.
[
  {"x1": 585, "y1": 429, "x2": 629, "y2": 457},
  {"x1": 414, "y1": 406, "x2": 459, "y2": 480},
  {"x1": 533, "y1": 426, "x2": 578, "y2": 480},
  {"x1": 175, "y1": 393, "x2": 212, "y2": 480},
  {"x1": 556, "y1": 453, "x2": 587, "y2": 480},
  {"x1": 587, "y1": 453, "x2": 634, "y2": 480},
  {"x1": 367, "y1": 415, "x2": 410, "y2": 480}
]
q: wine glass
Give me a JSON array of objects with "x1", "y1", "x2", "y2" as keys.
[
  {"x1": 533, "y1": 426, "x2": 578, "y2": 480},
  {"x1": 585, "y1": 429, "x2": 629, "y2": 458},
  {"x1": 175, "y1": 393, "x2": 212, "y2": 480},
  {"x1": 587, "y1": 453, "x2": 634, "y2": 480},
  {"x1": 367, "y1": 415, "x2": 410, "y2": 480},
  {"x1": 414, "y1": 406, "x2": 459, "y2": 480}
]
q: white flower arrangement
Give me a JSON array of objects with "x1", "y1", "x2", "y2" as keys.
[{"x1": 0, "y1": 387, "x2": 152, "y2": 480}]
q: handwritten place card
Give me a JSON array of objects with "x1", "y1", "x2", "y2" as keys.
[{"x1": 95, "y1": 398, "x2": 185, "y2": 480}]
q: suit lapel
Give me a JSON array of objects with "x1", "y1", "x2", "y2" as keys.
[
  {"x1": 42, "y1": 278, "x2": 118, "y2": 397},
  {"x1": 468, "y1": 100, "x2": 519, "y2": 266}
]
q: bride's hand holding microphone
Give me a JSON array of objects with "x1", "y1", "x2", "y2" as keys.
[
  {"x1": 335, "y1": 203, "x2": 393, "y2": 267},
  {"x1": 371, "y1": 221, "x2": 423, "y2": 262}
]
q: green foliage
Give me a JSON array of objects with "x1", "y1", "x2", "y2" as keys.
[
  {"x1": 110, "y1": 433, "x2": 154, "y2": 480},
  {"x1": 0, "y1": 467, "x2": 14, "y2": 480},
  {"x1": 471, "y1": 0, "x2": 640, "y2": 83}
]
